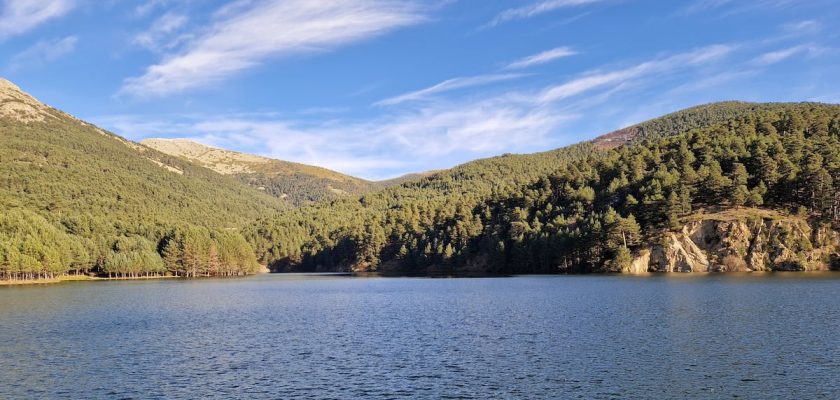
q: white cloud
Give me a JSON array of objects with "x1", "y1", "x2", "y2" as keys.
[
  {"x1": 379, "y1": 101, "x2": 565, "y2": 158},
  {"x1": 755, "y1": 46, "x2": 802, "y2": 65},
  {"x1": 504, "y1": 46, "x2": 576, "y2": 70},
  {"x1": 377, "y1": 46, "x2": 580, "y2": 107},
  {"x1": 121, "y1": 0, "x2": 427, "y2": 98},
  {"x1": 0, "y1": 0, "x2": 75, "y2": 41},
  {"x1": 97, "y1": 96, "x2": 568, "y2": 180},
  {"x1": 538, "y1": 45, "x2": 733, "y2": 103},
  {"x1": 7, "y1": 36, "x2": 77, "y2": 71},
  {"x1": 134, "y1": 0, "x2": 170, "y2": 18},
  {"x1": 100, "y1": 43, "x2": 740, "y2": 179},
  {"x1": 133, "y1": 12, "x2": 189, "y2": 52},
  {"x1": 678, "y1": 0, "x2": 734, "y2": 15},
  {"x1": 678, "y1": 0, "x2": 806, "y2": 17},
  {"x1": 376, "y1": 74, "x2": 525, "y2": 106},
  {"x1": 782, "y1": 20, "x2": 822, "y2": 34},
  {"x1": 667, "y1": 70, "x2": 758, "y2": 95},
  {"x1": 753, "y1": 44, "x2": 825, "y2": 65},
  {"x1": 488, "y1": 0, "x2": 602, "y2": 27}
]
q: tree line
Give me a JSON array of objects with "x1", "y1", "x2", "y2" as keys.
[
  {"x1": 0, "y1": 209, "x2": 260, "y2": 280},
  {"x1": 245, "y1": 102, "x2": 840, "y2": 274}
]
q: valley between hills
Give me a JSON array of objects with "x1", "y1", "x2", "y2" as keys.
[{"x1": 1, "y1": 78, "x2": 838, "y2": 282}]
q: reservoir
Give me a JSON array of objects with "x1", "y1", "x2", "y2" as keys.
[{"x1": 1, "y1": 273, "x2": 838, "y2": 399}]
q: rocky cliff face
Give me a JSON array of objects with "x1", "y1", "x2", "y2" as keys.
[{"x1": 627, "y1": 212, "x2": 840, "y2": 273}]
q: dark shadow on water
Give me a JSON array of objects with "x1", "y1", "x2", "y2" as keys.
[
  {"x1": 270, "y1": 270, "x2": 840, "y2": 280},
  {"x1": 266, "y1": 271, "x2": 513, "y2": 279}
]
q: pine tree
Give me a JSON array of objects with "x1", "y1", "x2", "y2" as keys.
[
  {"x1": 747, "y1": 182, "x2": 767, "y2": 206},
  {"x1": 162, "y1": 235, "x2": 182, "y2": 276},
  {"x1": 208, "y1": 244, "x2": 221, "y2": 277}
]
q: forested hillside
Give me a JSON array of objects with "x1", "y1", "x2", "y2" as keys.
[
  {"x1": 2, "y1": 76, "x2": 838, "y2": 281},
  {"x1": 0, "y1": 79, "x2": 285, "y2": 280},
  {"x1": 591, "y1": 101, "x2": 802, "y2": 148},
  {"x1": 143, "y1": 139, "x2": 425, "y2": 206},
  {"x1": 246, "y1": 102, "x2": 840, "y2": 274}
]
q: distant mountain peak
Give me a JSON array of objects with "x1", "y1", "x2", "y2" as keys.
[
  {"x1": 0, "y1": 78, "x2": 21, "y2": 92},
  {"x1": 142, "y1": 137, "x2": 427, "y2": 206},
  {"x1": 141, "y1": 138, "x2": 274, "y2": 175},
  {"x1": 0, "y1": 77, "x2": 53, "y2": 124}
]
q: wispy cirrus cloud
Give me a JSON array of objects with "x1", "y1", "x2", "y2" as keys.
[
  {"x1": 101, "y1": 44, "x2": 738, "y2": 179},
  {"x1": 376, "y1": 74, "x2": 526, "y2": 106},
  {"x1": 378, "y1": 45, "x2": 577, "y2": 107},
  {"x1": 134, "y1": 0, "x2": 172, "y2": 18},
  {"x1": 7, "y1": 36, "x2": 77, "y2": 71},
  {"x1": 666, "y1": 69, "x2": 759, "y2": 95},
  {"x1": 678, "y1": 0, "x2": 735, "y2": 15},
  {"x1": 782, "y1": 20, "x2": 822, "y2": 34},
  {"x1": 753, "y1": 44, "x2": 826, "y2": 65},
  {"x1": 0, "y1": 0, "x2": 75, "y2": 41},
  {"x1": 677, "y1": 0, "x2": 827, "y2": 17},
  {"x1": 504, "y1": 46, "x2": 576, "y2": 70},
  {"x1": 132, "y1": 12, "x2": 189, "y2": 52},
  {"x1": 97, "y1": 99, "x2": 566, "y2": 180},
  {"x1": 121, "y1": 0, "x2": 427, "y2": 98},
  {"x1": 537, "y1": 44, "x2": 734, "y2": 103},
  {"x1": 487, "y1": 0, "x2": 602, "y2": 28}
]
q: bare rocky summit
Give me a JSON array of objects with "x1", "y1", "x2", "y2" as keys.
[
  {"x1": 0, "y1": 78, "x2": 54, "y2": 123},
  {"x1": 141, "y1": 139, "x2": 272, "y2": 175},
  {"x1": 142, "y1": 138, "x2": 428, "y2": 206}
]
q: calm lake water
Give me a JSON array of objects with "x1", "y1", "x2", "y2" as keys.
[{"x1": 1, "y1": 273, "x2": 839, "y2": 399}]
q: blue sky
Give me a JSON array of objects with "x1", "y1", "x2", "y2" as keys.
[{"x1": 1, "y1": 0, "x2": 839, "y2": 179}]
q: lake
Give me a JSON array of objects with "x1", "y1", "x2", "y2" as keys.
[{"x1": 1, "y1": 273, "x2": 839, "y2": 399}]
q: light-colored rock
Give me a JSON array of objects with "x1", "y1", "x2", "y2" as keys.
[
  {"x1": 141, "y1": 139, "x2": 272, "y2": 175},
  {"x1": 0, "y1": 78, "x2": 53, "y2": 123},
  {"x1": 629, "y1": 211, "x2": 839, "y2": 273},
  {"x1": 625, "y1": 249, "x2": 651, "y2": 274},
  {"x1": 648, "y1": 232, "x2": 710, "y2": 272},
  {"x1": 141, "y1": 138, "x2": 369, "y2": 185}
]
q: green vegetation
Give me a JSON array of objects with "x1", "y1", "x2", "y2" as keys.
[
  {"x1": 0, "y1": 82, "x2": 285, "y2": 281},
  {"x1": 246, "y1": 102, "x2": 840, "y2": 274},
  {"x1": 1, "y1": 80, "x2": 838, "y2": 281},
  {"x1": 142, "y1": 138, "x2": 426, "y2": 206},
  {"x1": 234, "y1": 170, "x2": 431, "y2": 206},
  {"x1": 234, "y1": 170, "x2": 377, "y2": 206}
]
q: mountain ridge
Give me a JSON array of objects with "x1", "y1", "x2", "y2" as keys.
[
  {"x1": 245, "y1": 101, "x2": 840, "y2": 274},
  {"x1": 1, "y1": 76, "x2": 837, "y2": 281},
  {"x1": 141, "y1": 137, "x2": 430, "y2": 206},
  {"x1": 590, "y1": 101, "x2": 830, "y2": 149}
]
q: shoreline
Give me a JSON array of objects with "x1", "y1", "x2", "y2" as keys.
[
  {"x1": 4, "y1": 269, "x2": 838, "y2": 286},
  {"x1": 1, "y1": 275, "x2": 192, "y2": 286},
  {"x1": 2, "y1": 265, "x2": 270, "y2": 286}
]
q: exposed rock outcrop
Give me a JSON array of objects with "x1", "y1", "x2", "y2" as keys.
[{"x1": 627, "y1": 210, "x2": 839, "y2": 273}]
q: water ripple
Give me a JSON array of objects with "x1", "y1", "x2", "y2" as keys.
[{"x1": 0, "y1": 273, "x2": 839, "y2": 399}]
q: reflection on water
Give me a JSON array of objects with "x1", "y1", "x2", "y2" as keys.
[{"x1": 1, "y1": 273, "x2": 839, "y2": 398}]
